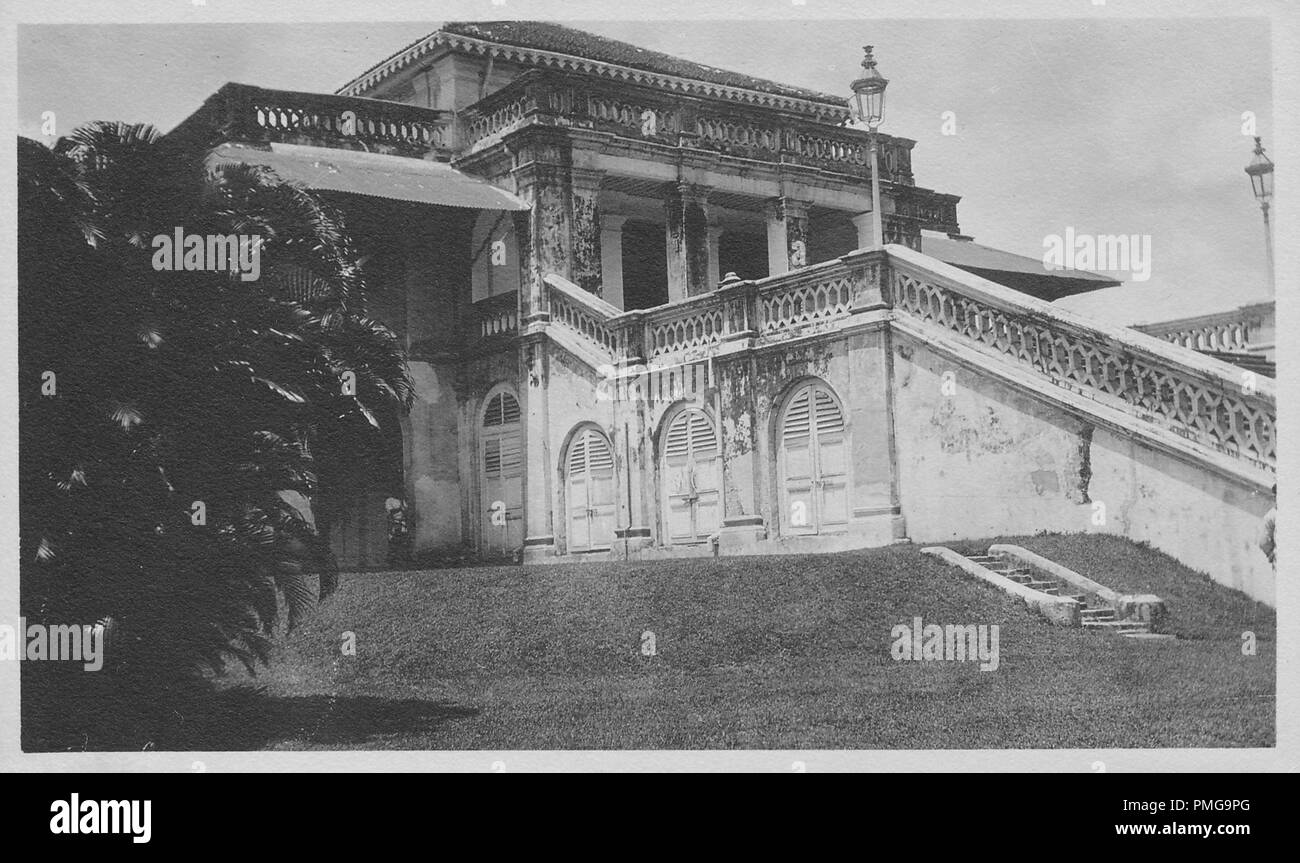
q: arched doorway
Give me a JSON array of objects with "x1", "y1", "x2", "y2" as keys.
[
  {"x1": 564, "y1": 426, "x2": 617, "y2": 552},
  {"x1": 481, "y1": 388, "x2": 522, "y2": 556},
  {"x1": 778, "y1": 381, "x2": 849, "y2": 535},
  {"x1": 660, "y1": 408, "x2": 721, "y2": 544}
]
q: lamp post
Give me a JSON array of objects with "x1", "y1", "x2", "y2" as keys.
[
  {"x1": 851, "y1": 45, "x2": 889, "y2": 247},
  {"x1": 1245, "y1": 136, "x2": 1275, "y2": 288}
]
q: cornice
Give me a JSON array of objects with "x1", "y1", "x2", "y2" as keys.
[{"x1": 337, "y1": 31, "x2": 852, "y2": 124}]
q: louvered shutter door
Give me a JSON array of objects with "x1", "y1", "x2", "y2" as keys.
[
  {"x1": 663, "y1": 413, "x2": 695, "y2": 542},
  {"x1": 781, "y1": 388, "x2": 816, "y2": 535},
  {"x1": 813, "y1": 388, "x2": 849, "y2": 528},
  {"x1": 586, "y1": 433, "x2": 617, "y2": 548},
  {"x1": 662, "y1": 411, "x2": 722, "y2": 544},
  {"x1": 567, "y1": 429, "x2": 616, "y2": 551},
  {"x1": 567, "y1": 433, "x2": 591, "y2": 549},
  {"x1": 482, "y1": 393, "x2": 523, "y2": 554},
  {"x1": 689, "y1": 412, "x2": 720, "y2": 540}
]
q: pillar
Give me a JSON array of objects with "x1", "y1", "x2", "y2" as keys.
[
  {"x1": 509, "y1": 128, "x2": 606, "y2": 318},
  {"x1": 520, "y1": 336, "x2": 555, "y2": 562},
  {"x1": 600, "y1": 214, "x2": 629, "y2": 311},
  {"x1": 717, "y1": 358, "x2": 766, "y2": 553},
  {"x1": 706, "y1": 224, "x2": 724, "y2": 289},
  {"x1": 570, "y1": 168, "x2": 605, "y2": 296},
  {"x1": 765, "y1": 197, "x2": 810, "y2": 277},
  {"x1": 665, "y1": 182, "x2": 712, "y2": 301},
  {"x1": 851, "y1": 211, "x2": 875, "y2": 252},
  {"x1": 611, "y1": 374, "x2": 654, "y2": 556}
]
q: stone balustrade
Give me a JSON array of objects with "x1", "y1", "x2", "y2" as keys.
[
  {"x1": 538, "y1": 245, "x2": 1275, "y2": 479},
  {"x1": 475, "y1": 292, "x2": 519, "y2": 340},
  {"x1": 544, "y1": 250, "x2": 885, "y2": 366},
  {"x1": 1135, "y1": 305, "x2": 1273, "y2": 354},
  {"x1": 888, "y1": 247, "x2": 1276, "y2": 474},
  {"x1": 458, "y1": 70, "x2": 929, "y2": 192},
  {"x1": 171, "y1": 83, "x2": 455, "y2": 159}
]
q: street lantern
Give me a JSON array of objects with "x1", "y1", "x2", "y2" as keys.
[
  {"x1": 850, "y1": 45, "x2": 889, "y2": 129},
  {"x1": 1244, "y1": 136, "x2": 1275, "y2": 287},
  {"x1": 1245, "y1": 136, "x2": 1274, "y2": 203},
  {"x1": 850, "y1": 46, "x2": 889, "y2": 248}
]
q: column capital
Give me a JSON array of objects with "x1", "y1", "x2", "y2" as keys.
[
  {"x1": 766, "y1": 196, "x2": 812, "y2": 221},
  {"x1": 664, "y1": 181, "x2": 713, "y2": 205},
  {"x1": 600, "y1": 212, "x2": 630, "y2": 233},
  {"x1": 570, "y1": 167, "x2": 606, "y2": 193}
]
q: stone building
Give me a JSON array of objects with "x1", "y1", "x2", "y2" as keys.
[{"x1": 170, "y1": 21, "x2": 1276, "y2": 603}]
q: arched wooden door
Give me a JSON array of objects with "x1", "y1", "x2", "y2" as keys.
[
  {"x1": 481, "y1": 391, "x2": 523, "y2": 555},
  {"x1": 566, "y1": 427, "x2": 617, "y2": 552},
  {"x1": 778, "y1": 383, "x2": 848, "y2": 535},
  {"x1": 661, "y1": 409, "x2": 721, "y2": 544}
]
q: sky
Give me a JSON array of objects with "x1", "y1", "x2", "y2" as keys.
[{"x1": 16, "y1": 16, "x2": 1275, "y2": 325}]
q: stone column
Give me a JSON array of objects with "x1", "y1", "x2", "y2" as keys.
[
  {"x1": 509, "y1": 128, "x2": 607, "y2": 317},
  {"x1": 611, "y1": 374, "x2": 654, "y2": 556},
  {"x1": 765, "y1": 197, "x2": 810, "y2": 276},
  {"x1": 706, "y1": 224, "x2": 724, "y2": 290},
  {"x1": 600, "y1": 214, "x2": 629, "y2": 311},
  {"x1": 851, "y1": 211, "x2": 875, "y2": 252},
  {"x1": 520, "y1": 335, "x2": 556, "y2": 562},
  {"x1": 717, "y1": 357, "x2": 766, "y2": 553},
  {"x1": 664, "y1": 182, "x2": 712, "y2": 301},
  {"x1": 570, "y1": 168, "x2": 605, "y2": 297}
]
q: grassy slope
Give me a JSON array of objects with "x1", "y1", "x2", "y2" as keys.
[{"x1": 196, "y1": 534, "x2": 1274, "y2": 750}]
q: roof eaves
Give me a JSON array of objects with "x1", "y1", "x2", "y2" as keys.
[{"x1": 337, "y1": 26, "x2": 851, "y2": 122}]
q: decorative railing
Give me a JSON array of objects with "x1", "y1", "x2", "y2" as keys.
[
  {"x1": 760, "y1": 269, "x2": 856, "y2": 333},
  {"x1": 1135, "y1": 304, "x2": 1274, "y2": 355},
  {"x1": 475, "y1": 292, "x2": 519, "y2": 340},
  {"x1": 645, "y1": 295, "x2": 729, "y2": 359},
  {"x1": 538, "y1": 245, "x2": 1273, "y2": 477},
  {"x1": 1166, "y1": 323, "x2": 1249, "y2": 352},
  {"x1": 544, "y1": 276, "x2": 622, "y2": 356},
  {"x1": 463, "y1": 94, "x2": 529, "y2": 148},
  {"x1": 889, "y1": 248, "x2": 1276, "y2": 473},
  {"x1": 542, "y1": 252, "x2": 884, "y2": 367},
  {"x1": 170, "y1": 83, "x2": 455, "y2": 159},
  {"x1": 458, "y1": 71, "x2": 918, "y2": 187}
]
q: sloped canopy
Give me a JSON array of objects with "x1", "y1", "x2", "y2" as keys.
[
  {"x1": 208, "y1": 142, "x2": 530, "y2": 211},
  {"x1": 921, "y1": 232, "x2": 1121, "y2": 302}
]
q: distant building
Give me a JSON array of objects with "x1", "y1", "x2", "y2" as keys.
[{"x1": 1135, "y1": 301, "x2": 1275, "y2": 377}]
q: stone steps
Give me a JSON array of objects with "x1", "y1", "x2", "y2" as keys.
[{"x1": 958, "y1": 549, "x2": 1162, "y2": 640}]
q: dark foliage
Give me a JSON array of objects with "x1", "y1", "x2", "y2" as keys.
[{"x1": 19, "y1": 124, "x2": 413, "y2": 747}]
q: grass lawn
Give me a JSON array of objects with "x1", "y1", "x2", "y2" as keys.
[{"x1": 188, "y1": 533, "x2": 1273, "y2": 750}]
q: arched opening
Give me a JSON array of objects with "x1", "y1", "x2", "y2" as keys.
[
  {"x1": 777, "y1": 380, "x2": 849, "y2": 535},
  {"x1": 659, "y1": 407, "x2": 721, "y2": 544},
  {"x1": 480, "y1": 388, "x2": 522, "y2": 556},
  {"x1": 563, "y1": 425, "x2": 617, "y2": 552}
]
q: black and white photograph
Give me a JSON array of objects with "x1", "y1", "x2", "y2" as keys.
[{"x1": 2, "y1": 0, "x2": 1293, "y2": 778}]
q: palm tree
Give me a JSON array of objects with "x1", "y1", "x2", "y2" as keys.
[{"x1": 19, "y1": 123, "x2": 413, "y2": 749}]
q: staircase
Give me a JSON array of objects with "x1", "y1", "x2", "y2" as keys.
[{"x1": 963, "y1": 552, "x2": 1162, "y2": 639}]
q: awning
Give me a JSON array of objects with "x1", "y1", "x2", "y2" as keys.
[
  {"x1": 920, "y1": 232, "x2": 1121, "y2": 302},
  {"x1": 208, "y1": 142, "x2": 529, "y2": 211}
]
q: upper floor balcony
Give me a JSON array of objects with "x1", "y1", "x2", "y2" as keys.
[
  {"x1": 456, "y1": 69, "x2": 928, "y2": 192},
  {"x1": 169, "y1": 82, "x2": 458, "y2": 161}
]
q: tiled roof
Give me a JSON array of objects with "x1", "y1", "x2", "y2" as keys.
[
  {"x1": 338, "y1": 20, "x2": 850, "y2": 118},
  {"x1": 440, "y1": 21, "x2": 846, "y2": 105}
]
